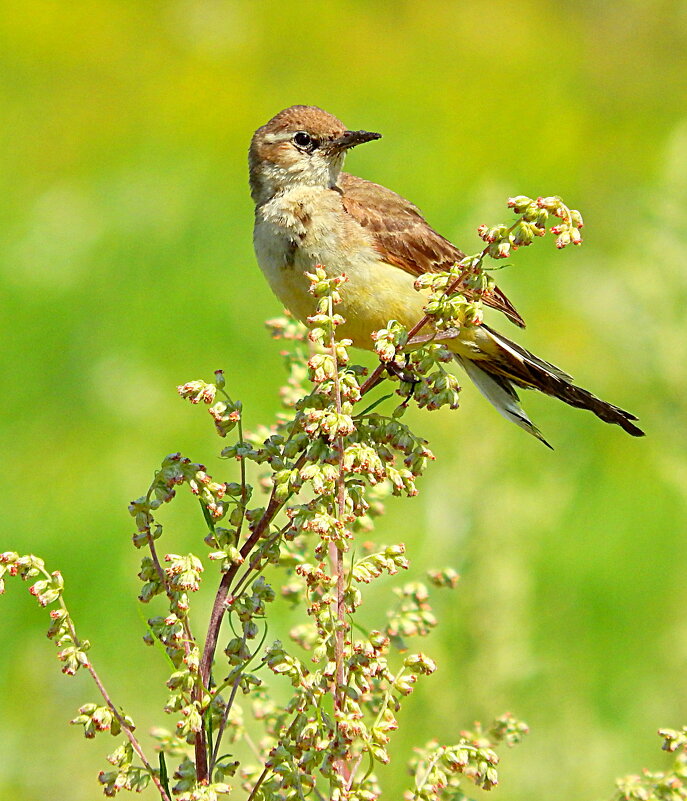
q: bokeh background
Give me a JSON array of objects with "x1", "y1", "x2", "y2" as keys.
[{"x1": 2, "y1": 1, "x2": 687, "y2": 799}]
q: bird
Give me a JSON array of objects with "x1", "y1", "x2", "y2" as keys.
[{"x1": 248, "y1": 105, "x2": 644, "y2": 444}]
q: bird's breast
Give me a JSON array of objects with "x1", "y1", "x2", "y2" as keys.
[{"x1": 253, "y1": 187, "x2": 428, "y2": 348}]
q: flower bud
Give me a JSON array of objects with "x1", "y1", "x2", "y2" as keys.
[
  {"x1": 369, "y1": 630, "x2": 390, "y2": 650},
  {"x1": 510, "y1": 221, "x2": 534, "y2": 247},
  {"x1": 488, "y1": 241, "x2": 510, "y2": 259},
  {"x1": 404, "y1": 652, "x2": 437, "y2": 675},
  {"x1": 536, "y1": 196, "x2": 560, "y2": 211},
  {"x1": 394, "y1": 673, "x2": 417, "y2": 695},
  {"x1": 570, "y1": 209, "x2": 584, "y2": 228},
  {"x1": 507, "y1": 195, "x2": 532, "y2": 213},
  {"x1": 555, "y1": 231, "x2": 571, "y2": 249}
]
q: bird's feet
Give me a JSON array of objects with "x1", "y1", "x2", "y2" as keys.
[{"x1": 386, "y1": 358, "x2": 420, "y2": 407}]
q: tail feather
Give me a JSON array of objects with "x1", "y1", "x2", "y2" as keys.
[
  {"x1": 456, "y1": 355, "x2": 553, "y2": 448},
  {"x1": 456, "y1": 326, "x2": 645, "y2": 442},
  {"x1": 483, "y1": 324, "x2": 573, "y2": 382}
]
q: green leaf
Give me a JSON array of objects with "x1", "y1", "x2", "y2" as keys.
[{"x1": 158, "y1": 751, "x2": 170, "y2": 797}]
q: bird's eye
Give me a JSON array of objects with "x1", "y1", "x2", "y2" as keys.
[{"x1": 293, "y1": 131, "x2": 317, "y2": 150}]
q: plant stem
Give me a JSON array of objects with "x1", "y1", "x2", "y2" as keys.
[
  {"x1": 198, "y1": 454, "x2": 308, "y2": 701},
  {"x1": 328, "y1": 303, "x2": 350, "y2": 784},
  {"x1": 143, "y1": 533, "x2": 209, "y2": 784},
  {"x1": 246, "y1": 766, "x2": 269, "y2": 801},
  {"x1": 198, "y1": 497, "x2": 274, "y2": 687},
  {"x1": 56, "y1": 593, "x2": 171, "y2": 801}
]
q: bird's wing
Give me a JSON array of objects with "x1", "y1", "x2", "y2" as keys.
[{"x1": 338, "y1": 172, "x2": 525, "y2": 328}]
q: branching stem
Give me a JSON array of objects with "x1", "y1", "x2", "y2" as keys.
[{"x1": 45, "y1": 573, "x2": 172, "y2": 801}]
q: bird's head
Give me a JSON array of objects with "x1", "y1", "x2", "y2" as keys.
[{"x1": 249, "y1": 105, "x2": 381, "y2": 203}]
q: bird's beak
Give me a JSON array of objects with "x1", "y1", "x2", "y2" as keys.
[{"x1": 328, "y1": 130, "x2": 382, "y2": 154}]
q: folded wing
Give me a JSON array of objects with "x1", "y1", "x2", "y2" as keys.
[{"x1": 338, "y1": 172, "x2": 526, "y2": 328}]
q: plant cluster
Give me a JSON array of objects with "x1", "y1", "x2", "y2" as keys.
[
  {"x1": 612, "y1": 730, "x2": 687, "y2": 801},
  {"x1": 2, "y1": 195, "x2": 678, "y2": 801}
]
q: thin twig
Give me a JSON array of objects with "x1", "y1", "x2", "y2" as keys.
[
  {"x1": 242, "y1": 729, "x2": 263, "y2": 762},
  {"x1": 230, "y1": 521, "x2": 291, "y2": 601},
  {"x1": 57, "y1": 596, "x2": 172, "y2": 801},
  {"x1": 209, "y1": 666, "x2": 243, "y2": 770},
  {"x1": 209, "y1": 623, "x2": 268, "y2": 772},
  {"x1": 246, "y1": 766, "x2": 270, "y2": 801},
  {"x1": 144, "y1": 532, "x2": 208, "y2": 783},
  {"x1": 85, "y1": 660, "x2": 172, "y2": 800},
  {"x1": 359, "y1": 361, "x2": 387, "y2": 396}
]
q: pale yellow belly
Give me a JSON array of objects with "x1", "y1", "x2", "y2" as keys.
[
  {"x1": 333, "y1": 259, "x2": 428, "y2": 348},
  {"x1": 260, "y1": 248, "x2": 487, "y2": 358},
  {"x1": 273, "y1": 256, "x2": 425, "y2": 347},
  {"x1": 254, "y1": 216, "x2": 426, "y2": 348},
  {"x1": 253, "y1": 202, "x2": 486, "y2": 357}
]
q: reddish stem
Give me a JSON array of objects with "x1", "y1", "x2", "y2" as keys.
[
  {"x1": 199, "y1": 492, "x2": 280, "y2": 689},
  {"x1": 144, "y1": 534, "x2": 209, "y2": 783},
  {"x1": 329, "y1": 310, "x2": 352, "y2": 784},
  {"x1": 199, "y1": 451, "x2": 308, "y2": 692}
]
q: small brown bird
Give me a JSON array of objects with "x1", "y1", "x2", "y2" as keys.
[{"x1": 249, "y1": 105, "x2": 644, "y2": 443}]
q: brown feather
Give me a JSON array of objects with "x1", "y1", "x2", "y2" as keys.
[
  {"x1": 338, "y1": 172, "x2": 526, "y2": 328},
  {"x1": 480, "y1": 325, "x2": 645, "y2": 437}
]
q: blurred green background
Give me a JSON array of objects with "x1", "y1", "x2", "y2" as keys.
[{"x1": 2, "y1": 1, "x2": 687, "y2": 799}]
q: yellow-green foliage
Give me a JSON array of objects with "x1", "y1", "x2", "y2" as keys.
[{"x1": 1, "y1": 2, "x2": 686, "y2": 800}]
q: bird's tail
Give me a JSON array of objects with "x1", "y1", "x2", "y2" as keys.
[{"x1": 454, "y1": 324, "x2": 644, "y2": 446}]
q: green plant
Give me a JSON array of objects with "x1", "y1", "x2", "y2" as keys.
[{"x1": 3, "y1": 196, "x2": 678, "y2": 800}]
